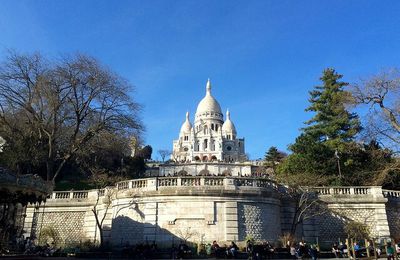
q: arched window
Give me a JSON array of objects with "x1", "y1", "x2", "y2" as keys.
[
  {"x1": 204, "y1": 139, "x2": 208, "y2": 149},
  {"x1": 215, "y1": 124, "x2": 219, "y2": 131},
  {"x1": 211, "y1": 124, "x2": 214, "y2": 130}
]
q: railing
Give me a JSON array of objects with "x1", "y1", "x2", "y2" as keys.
[
  {"x1": 181, "y1": 177, "x2": 201, "y2": 186},
  {"x1": 54, "y1": 192, "x2": 70, "y2": 199},
  {"x1": 158, "y1": 177, "x2": 178, "y2": 187},
  {"x1": 131, "y1": 179, "x2": 147, "y2": 188},
  {"x1": 383, "y1": 189, "x2": 400, "y2": 199},
  {"x1": 117, "y1": 181, "x2": 129, "y2": 190},
  {"x1": 204, "y1": 178, "x2": 224, "y2": 186},
  {"x1": 312, "y1": 187, "x2": 372, "y2": 195},
  {"x1": 98, "y1": 189, "x2": 105, "y2": 197},
  {"x1": 45, "y1": 177, "x2": 397, "y2": 201},
  {"x1": 72, "y1": 191, "x2": 88, "y2": 199}
]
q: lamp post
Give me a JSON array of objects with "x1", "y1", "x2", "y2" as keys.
[{"x1": 335, "y1": 149, "x2": 342, "y2": 179}]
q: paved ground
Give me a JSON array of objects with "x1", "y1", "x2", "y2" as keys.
[{"x1": 0, "y1": 257, "x2": 392, "y2": 260}]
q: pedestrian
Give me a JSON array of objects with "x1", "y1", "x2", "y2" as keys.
[
  {"x1": 387, "y1": 242, "x2": 395, "y2": 260},
  {"x1": 309, "y1": 244, "x2": 318, "y2": 260},
  {"x1": 290, "y1": 243, "x2": 297, "y2": 259}
]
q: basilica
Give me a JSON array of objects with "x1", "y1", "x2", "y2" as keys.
[
  {"x1": 22, "y1": 79, "x2": 399, "y2": 248},
  {"x1": 172, "y1": 79, "x2": 246, "y2": 163}
]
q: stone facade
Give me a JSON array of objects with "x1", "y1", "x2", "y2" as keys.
[
  {"x1": 385, "y1": 193, "x2": 400, "y2": 239},
  {"x1": 23, "y1": 177, "x2": 400, "y2": 247},
  {"x1": 31, "y1": 211, "x2": 85, "y2": 244},
  {"x1": 238, "y1": 202, "x2": 281, "y2": 241},
  {"x1": 158, "y1": 162, "x2": 255, "y2": 177},
  {"x1": 172, "y1": 80, "x2": 246, "y2": 163}
]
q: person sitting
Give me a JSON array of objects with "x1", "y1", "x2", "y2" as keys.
[
  {"x1": 338, "y1": 242, "x2": 348, "y2": 258},
  {"x1": 309, "y1": 244, "x2": 318, "y2": 260},
  {"x1": 226, "y1": 241, "x2": 238, "y2": 258},
  {"x1": 262, "y1": 241, "x2": 274, "y2": 259},
  {"x1": 395, "y1": 242, "x2": 400, "y2": 255},
  {"x1": 177, "y1": 240, "x2": 189, "y2": 259},
  {"x1": 211, "y1": 241, "x2": 222, "y2": 257},
  {"x1": 290, "y1": 243, "x2": 297, "y2": 259},
  {"x1": 332, "y1": 243, "x2": 339, "y2": 258},
  {"x1": 296, "y1": 242, "x2": 306, "y2": 259},
  {"x1": 353, "y1": 242, "x2": 362, "y2": 258}
]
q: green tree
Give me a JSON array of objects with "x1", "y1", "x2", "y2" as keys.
[
  {"x1": 264, "y1": 146, "x2": 286, "y2": 173},
  {"x1": 279, "y1": 69, "x2": 362, "y2": 183},
  {"x1": 279, "y1": 68, "x2": 394, "y2": 186},
  {"x1": 303, "y1": 68, "x2": 361, "y2": 148}
]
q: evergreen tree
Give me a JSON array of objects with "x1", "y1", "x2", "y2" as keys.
[
  {"x1": 302, "y1": 68, "x2": 361, "y2": 148},
  {"x1": 281, "y1": 69, "x2": 362, "y2": 180},
  {"x1": 264, "y1": 146, "x2": 285, "y2": 173}
]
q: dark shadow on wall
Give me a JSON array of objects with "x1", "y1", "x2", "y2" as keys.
[
  {"x1": 110, "y1": 215, "x2": 187, "y2": 248},
  {"x1": 386, "y1": 199, "x2": 400, "y2": 240},
  {"x1": 315, "y1": 208, "x2": 377, "y2": 248}
]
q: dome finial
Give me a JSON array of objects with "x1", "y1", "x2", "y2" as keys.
[
  {"x1": 206, "y1": 78, "x2": 211, "y2": 95},
  {"x1": 226, "y1": 109, "x2": 230, "y2": 119},
  {"x1": 186, "y1": 111, "x2": 189, "y2": 120}
]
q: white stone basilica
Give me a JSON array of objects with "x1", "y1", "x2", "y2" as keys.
[{"x1": 172, "y1": 79, "x2": 246, "y2": 163}]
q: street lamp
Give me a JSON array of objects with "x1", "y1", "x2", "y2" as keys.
[{"x1": 335, "y1": 149, "x2": 342, "y2": 179}]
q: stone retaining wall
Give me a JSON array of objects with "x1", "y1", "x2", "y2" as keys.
[{"x1": 23, "y1": 177, "x2": 399, "y2": 247}]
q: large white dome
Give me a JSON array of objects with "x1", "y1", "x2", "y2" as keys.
[{"x1": 195, "y1": 79, "x2": 222, "y2": 116}]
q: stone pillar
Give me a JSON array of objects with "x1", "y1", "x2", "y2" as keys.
[
  {"x1": 143, "y1": 202, "x2": 158, "y2": 242},
  {"x1": 225, "y1": 201, "x2": 238, "y2": 241},
  {"x1": 23, "y1": 206, "x2": 36, "y2": 239}
]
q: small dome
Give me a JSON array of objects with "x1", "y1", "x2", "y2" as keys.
[
  {"x1": 222, "y1": 110, "x2": 237, "y2": 134},
  {"x1": 195, "y1": 79, "x2": 222, "y2": 116},
  {"x1": 180, "y1": 112, "x2": 192, "y2": 133}
]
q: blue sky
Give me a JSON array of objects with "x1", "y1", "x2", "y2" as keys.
[{"x1": 1, "y1": 1, "x2": 400, "y2": 160}]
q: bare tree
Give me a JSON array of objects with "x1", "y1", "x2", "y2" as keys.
[
  {"x1": 92, "y1": 188, "x2": 114, "y2": 247},
  {"x1": 275, "y1": 173, "x2": 329, "y2": 235},
  {"x1": 158, "y1": 149, "x2": 171, "y2": 162},
  {"x1": 176, "y1": 227, "x2": 198, "y2": 243},
  {"x1": 350, "y1": 69, "x2": 400, "y2": 188},
  {"x1": 0, "y1": 52, "x2": 143, "y2": 183},
  {"x1": 350, "y1": 69, "x2": 400, "y2": 150}
]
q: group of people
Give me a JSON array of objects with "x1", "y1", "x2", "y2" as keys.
[
  {"x1": 331, "y1": 242, "x2": 349, "y2": 258},
  {"x1": 207, "y1": 240, "x2": 275, "y2": 259},
  {"x1": 246, "y1": 240, "x2": 275, "y2": 259},
  {"x1": 21, "y1": 237, "x2": 61, "y2": 257},
  {"x1": 208, "y1": 240, "x2": 238, "y2": 258},
  {"x1": 332, "y1": 241, "x2": 400, "y2": 259},
  {"x1": 289, "y1": 241, "x2": 318, "y2": 260}
]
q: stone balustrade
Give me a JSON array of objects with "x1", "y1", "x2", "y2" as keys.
[
  {"x1": 383, "y1": 189, "x2": 400, "y2": 199},
  {"x1": 50, "y1": 190, "x2": 98, "y2": 200},
  {"x1": 46, "y1": 176, "x2": 277, "y2": 200},
  {"x1": 311, "y1": 186, "x2": 379, "y2": 196},
  {"x1": 45, "y1": 177, "x2": 399, "y2": 202}
]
